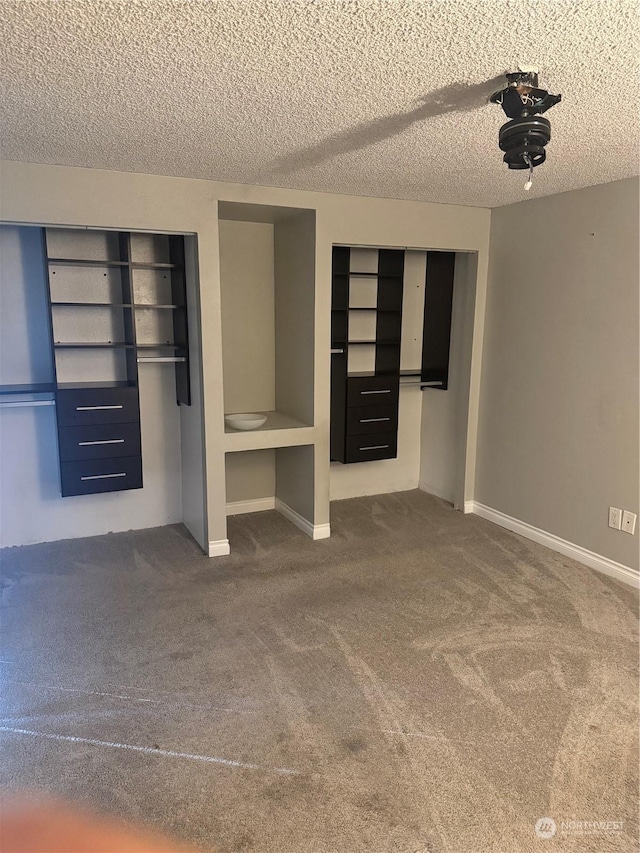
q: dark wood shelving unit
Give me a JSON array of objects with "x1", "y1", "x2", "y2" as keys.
[
  {"x1": 330, "y1": 246, "x2": 404, "y2": 464},
  {"x1": 42, "y1": 227, "x2": 191, "y2": 497}
]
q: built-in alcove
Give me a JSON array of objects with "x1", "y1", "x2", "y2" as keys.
[
  {"x1": 330, "y1": 245, "x2": 478, "y2": 510},
  {"x1": 219, "y1": 202, "x2": 315, "y2": 429},
  {"x1": 0, "y1": 224, "x2": 206, "y2": 549},
  {"x1": 224, "y1": 445, "x2": 316, "y2": 540},
  {"x1": 218, "y1": 202, "x2": 318, "y2": 530}
]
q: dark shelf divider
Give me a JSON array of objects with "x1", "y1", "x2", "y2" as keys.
[{"x1": 422, "y1": 252, "x2": 455, "y2": 391}]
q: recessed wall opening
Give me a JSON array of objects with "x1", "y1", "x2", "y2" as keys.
[
  {"x1": 218, "y1": 202, "x2": 315, "y2": 432},
  {"x1": 225, "y1": 444, "x2": 316, "y2": 543},
  {"x1": 218, "y1": 201, "x2": 320, "y2": 549},
  {"x1": 0, "y1": 224, "x2": 206, "y2": 550},
  {"x1": 329, "y1": 244, "x2": 479, "y2": 511}
]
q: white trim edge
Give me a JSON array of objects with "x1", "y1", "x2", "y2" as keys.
[
  {"x1": 469, "y1": 502, "x2": 639, "y2": 588},
  {"x1": 226, "y1": 497, "x2": 276, "y2": 516},
  {"x1": 275, "y1": 499, "x2": 331, "y2": 540},
  {"x1": 208, "y1": 539, "x2": 230, "y2": 557}
]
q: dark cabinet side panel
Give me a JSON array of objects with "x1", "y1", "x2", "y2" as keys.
[{"x1": 422, "y1": 252, "x2": 455, "y2": 390}]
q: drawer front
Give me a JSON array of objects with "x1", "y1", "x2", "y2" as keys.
[
  {"x1": 347, "y1": 376, "x2": 399, "y2": 408},
  {"x1": 60, "y1": 455, "x2": 143, "y2": 497},
  {"x1": 345, "y1": 431, "x2": 397, "y2": 463},
  {"x1": 346, "y1": 404, "x2": 398, "y2": 436},
  {"x1": 58, "y1": 422, "x2": 141, "y2": 462},
  {"x1": 56, "y1": 387, "x2": 140, "y2": 427}
]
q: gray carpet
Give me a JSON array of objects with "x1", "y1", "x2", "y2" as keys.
[{"x1": 1, "y1": 490, "x2": 638, "y2": 853}]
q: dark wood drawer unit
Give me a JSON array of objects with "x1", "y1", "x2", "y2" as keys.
[
  {"x1": 330, "y1": 246, "x2": 404, "y2": 464},
  {"x1": 346, "y1": 404, "x2": 398, "y2": 436},
  {"x1": 60, "y1": 456, "x2": 143, "y2": 497},
  {"x1": 58, "y1": 421, "x2": 141, "y2": 462},
  {"x1": 56, "y1": 386, "x2": 140, "y2": 426},
  {"x1": 345, "y1": 431, "x2": 398, "y2": 463},
  {"x1": 346, "y1": 375, "x2": 399, "y2": 407},
  {"x1": 54, "y1": 386, "x2": 143, "y2": 495}
]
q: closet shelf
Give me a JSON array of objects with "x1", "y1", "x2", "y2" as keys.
[
  {"x1": 131, "y1": 262, "x2": 178, "y2": 270},
  {"x1": 53, "y1": 342, "x2": 135, "y2": 348},
  {"x1": 348, "y1": 339, "x2": 401, "y2": 345},
  {"x1": 224, "y1": 410, "x2": 314, "y2": 452},
  {"x1": 56, "y1": 380, "x2": 137, "y2": 390},
  {"x1": 134, "y1": 303, "x2": 180, "y2": 309},
  {"x1": 51, "y1": 302, "x2": 133, "y2": 307},
  {"x1": 49, "y1": 258, "x2": 128, "y2": 268},
  {"x1": 344, "y1": 307, "x2": 401, "y2": 312},
  {"x1": 48, "y1": 258, "x2": 179, "y2": 270},
  {"x1": 0, "y1": 382, "x2": 56, "y2": 395},
  {"x1": 136, "y1": 343, "x2": 185, "y2": 350},
  {"x1": 333, "y1": 271, "x2": 403, "y2": 279},
  {"x1": 347, "y1": 370, "x2": 399, "y2": 378}
]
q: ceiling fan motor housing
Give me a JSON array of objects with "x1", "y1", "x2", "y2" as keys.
[{"x1": 499, "y1": 115, "x2": 551, "y2": 169}]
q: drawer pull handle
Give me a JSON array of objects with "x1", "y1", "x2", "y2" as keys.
[
  {"x1": 359, "y1": 417, "x2": 390, "y2": 423},
  {"x1": 330, "y1": 348, "x2": 344, "y2": 354},
  {"x1": 76, "y1": 405, "x2": 124, "y2": 411},
  {"x1": 80, "y1": 472, "x2": 127, "y2": 481},
  {"x1": 359, "y1": 444, "x2": 390, "y2": 451},
  {"x1": 360, "y1": 389, "x2": 391, "y2": 395},
  {"x1": 78, "y1": 439, "x2": 125, "y2": 446}
]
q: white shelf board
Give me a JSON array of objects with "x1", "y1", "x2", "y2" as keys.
[{"x1": 224, "y1": 410, "x2": 315, "y2": 451}]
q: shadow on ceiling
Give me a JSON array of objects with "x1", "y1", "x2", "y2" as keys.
[{"x1": 267, "y1": 75, "x2": 504, "y2": 175}]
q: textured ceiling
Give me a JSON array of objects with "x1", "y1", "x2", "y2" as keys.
[{"x1": 1, "y1": 0, "x2": 638, "y2": 208}]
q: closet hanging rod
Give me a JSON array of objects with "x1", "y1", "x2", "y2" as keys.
[
  {"x1": 0, "y1": 399, "x2": 55, "y2": 409},
  {"x1": 400, "y1": 381, "x2": 444, "y2": 389},
  {"x1": 137, "y1": 356, "x2": 186, "y2": 363}
]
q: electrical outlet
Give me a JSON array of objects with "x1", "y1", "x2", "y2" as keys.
[
  {"x1": 609, "y1": 507, "x2": 622, "y2": 530},
  {"x1": 622, "y1": 511, "x2": 637, "y2": 535}
]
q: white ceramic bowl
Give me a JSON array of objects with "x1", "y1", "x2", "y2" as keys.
[{"x1": 225, "y1": 413, "x2": 267, "y2": 431}]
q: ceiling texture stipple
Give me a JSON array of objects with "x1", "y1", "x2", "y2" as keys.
[{"x1": 1, "y1": 0, "x2": 638, "y2": 208}]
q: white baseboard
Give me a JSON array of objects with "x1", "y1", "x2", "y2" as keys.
[
  {"x1": 226, "y1": 497, "x2": 276, "y2": 516},
  {"x1": 469, "y1": 502, "x2": 639, "y2": 588},
  {"x1": 275, "y1": 499, "x2": 331, "y2": 540},
  {"x1": 208, "y1": 538, "x2": 230, "y2": 557}
]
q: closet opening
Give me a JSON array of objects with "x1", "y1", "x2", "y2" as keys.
[{"x1": 329, "y1": 246, "x2": 480, "y2": 512}]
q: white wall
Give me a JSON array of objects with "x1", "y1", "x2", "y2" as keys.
[
  {"x1": 0, "y1": 160, "x2": 491, "y2": 550},
  {"x1": 225, "y1": 450, "x2": 275, "y2": 505},
  {"x1": 219, "y1": 220, "x2": 275, "y2": 414},
  {"x1": 476, "y1": 178, "x2": 639, "y2": 571},
  {"x1": 420, "y1": 252, "x2": 478, "y2": 506}
]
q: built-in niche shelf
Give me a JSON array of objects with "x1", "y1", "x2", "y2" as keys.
[
  {"x1": 224, "y1": 410, "x2": 314, "y2": 451},
  {"x1": 218, "y1": 201, "x2": 319, "y2": 541}
]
